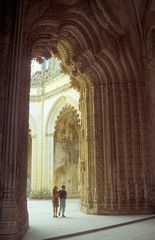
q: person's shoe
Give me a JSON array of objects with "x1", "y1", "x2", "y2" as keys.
[
  {"x1": 53, "y1": 215, "x2": 55, "y2": 218},
  {"x1": 55, "y1": 216, "x2": 58, "y2": 218},
  {"x1": 62, "y1": 215, "x2": 66, "y2": 217}
]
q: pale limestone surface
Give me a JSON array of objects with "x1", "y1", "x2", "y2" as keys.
[
  {"x1": 1, "y1": 1, "x2": 155, "y2": 239},
  {"x1": 29, "y1": 68, "x2": 80, "y2": 198},
  {"x1": 68, "y1": 219, "x2": 155, "y2": 240},
  {"x1": 23, "y1": 199, "x2": 155, "y2": 240}
]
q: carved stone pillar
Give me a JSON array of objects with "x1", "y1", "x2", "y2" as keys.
[
  {"x1": 94, "y1": 82, "x2": 154, "y2": 214},
  {"x1": 29, "y1": 133, "x2": 39, "y2": 197},
  {"x1": 0, "y1": 0, "x2": 29, "y2": 239},
  {"x1": 79, "y1": 90, "x2": 88, "y2": 209},
  {"x1": 80, "y1": 85, "x2": 98, "y2": 213},
  {"x1": 146, "y1": 31, "x2": 155, "y2": 201},
  {"x1": 16, "y1": 47, "x2": 30, "y2": 239},
  {"x1": 30, "y1": 97, "x2": 44, "y2": 198},
  {"x1": 44, "y1": 132, "x2": 55, "y2": 198}
]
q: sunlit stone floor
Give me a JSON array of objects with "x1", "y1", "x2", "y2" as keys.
[{"x1": 23, "y1": 199, "x2": 155, "y2": 240}]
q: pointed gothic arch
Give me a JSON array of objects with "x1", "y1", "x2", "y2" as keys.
[
  {"x1": 45, "y1": 95, "x2": 80, "y2": 193},
  {"x1": 46, "y1": 95, "x2": 80, "y2": 135},
  {"x1": 53, "y1": 104, "x2": 81, "y2": 197},
  {"x1": 1, "y1": 1, "x2": 155, "y2": 239}
]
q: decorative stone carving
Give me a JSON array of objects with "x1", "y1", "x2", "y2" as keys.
[
  {"x1": 54, "y1": 105, "x2": 80, "y2": 197},
  {"x1": 31, "y1": 57, "x2": 61, "y2": 84},
  {"x1": 1, "y1": 0, "x2": 155, "y2": 239}
]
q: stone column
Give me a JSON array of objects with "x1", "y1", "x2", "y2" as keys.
[
  {"x1": 30, "y1": 97, "x2": 44, "y2": 198},
  {"x1": 44, "y1": 132, "x2": 55, "y2": 198},
  {"x1": 29, "y1": 134, "x2": 38, "y2": 198},
  {"x1": 79, "y1": 91, "x2": 88, "y2": 210},
  {"x1": 80, "y1": 85, "x2": 98, "y2": 213},
  {"x1": 146, "y1": 56, "x2": 155, "y2": 202},
  {"x1": 16, "y1": 47, "x2": 30, "y2": 239},
  {"x1": 0, "y1": 0, "x2": 29, "y2": 239},
  {"x1": 94, "y1": 81, "x2": 154, "y2": 214}
]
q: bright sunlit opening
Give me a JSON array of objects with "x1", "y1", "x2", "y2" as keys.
[{"x1": 31, "y1": 59, "x2": 42, "y2": 75}]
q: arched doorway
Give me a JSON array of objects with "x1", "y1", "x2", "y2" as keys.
[
  {"x1": 1, "y1": 1, "x2": 155, "y2": 239},
  {"x1": 19, "y1": 0, "x2": 155, "y2": 221},
  {"x1": 23, "y1": 0, "x2": 155, "y2": 221},
  {"x1": 23, "y1": 0, "x2": 97, "y2": 216},
  {"x1": 53, "y1": 105, "x2": 80, "y2": 198},
  {"x1": 29, "y1": 57, "x2": 81, "y2": 198}
]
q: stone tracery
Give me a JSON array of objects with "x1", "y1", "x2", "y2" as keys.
[
  {"x1": 1, "y1": 0, "x2": 155, "y2": 239},
  {"x1": 23, "y1": 0, "x2": 155, "y2": 214},
  {"x1": 26, "y1": 0, "x2": 155, "y2": 211},
  {"x1": 54, "y1": 105, "x2": 80, "y2": 197}
]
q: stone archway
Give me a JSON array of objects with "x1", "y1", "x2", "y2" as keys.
[
  {"x1": 22, "y1": 0, "x2": 155, "y2": 217},
  {"x1": 45, "y1": 95, "x2": 80, "y2": 195},
  {"x1": 53, "y1": 105, "x2": 80, "y2": 198},
  {"x1": 1, "y1": 1, "x2": 155, "y2": 239}
]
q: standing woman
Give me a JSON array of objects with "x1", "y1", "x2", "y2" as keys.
[{"x1": 52, "y1": 186, "x2": 59, "y2": 217}]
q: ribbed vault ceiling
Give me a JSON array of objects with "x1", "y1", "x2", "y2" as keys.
[{"x1": 24, "y1": 0, "x2": 155, "y2": 87}]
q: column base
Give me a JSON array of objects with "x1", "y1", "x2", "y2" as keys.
[{"x1": 0, "y1": 220, "x2": 28, "y2": 240}]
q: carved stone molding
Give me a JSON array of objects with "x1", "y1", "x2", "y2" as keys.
[
  {"x1": 30, "y1": 83, "x2": 71, "y2": 101},
  {"x1": 1, "y1": 1, "x2": 155, "y2": 239}
]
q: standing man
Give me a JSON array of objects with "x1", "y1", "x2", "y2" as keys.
[{"x1": 58, "y1": 185, "x2": 67, "y2": 217}]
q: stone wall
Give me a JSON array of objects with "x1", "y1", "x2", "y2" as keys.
[{"x1": 1, "y1": 0, "x2": 155, "y2": 239}]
